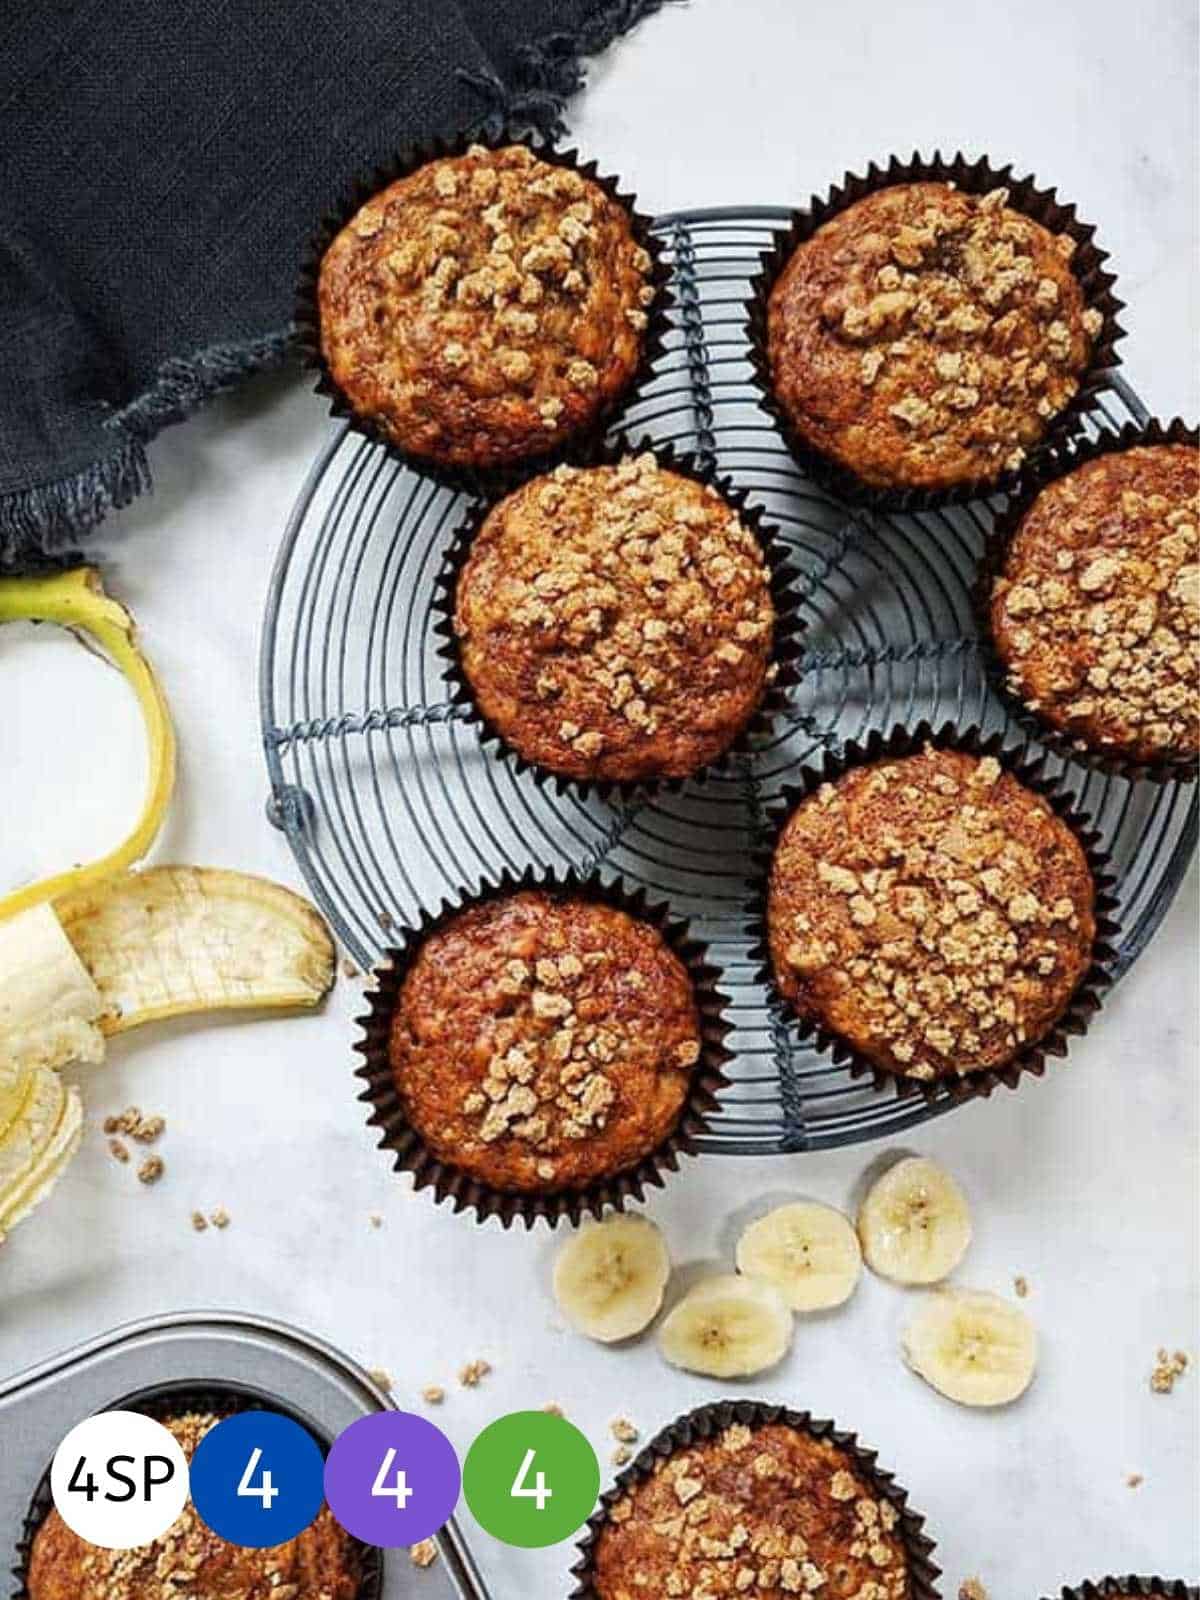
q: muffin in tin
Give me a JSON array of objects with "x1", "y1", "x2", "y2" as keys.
[
  {"x1": 589, "y1": 1415, "x2": 912, "y2": 1599},
  {"x1": 317, "y1": 143, "x2": 656, "y2": 470},
  {"x1": 766, "y1": 181, "x2": 1104, "y2": 493},
  {"x1": 989, "y1": 440, "x2": 1199, "y2": 767},
  {"x1": 387, "y1": 888, "x2": 703, "y2": 1194},
  {"x1": 766, "y1": 744, "x2": 1096, "y2": 1082},
  {"x1": 25, "y1": 1410, "x2": 361, "y2": 1600},
  {"x1": 451, "y1": 452, "x2": 776, "y2": 784}
]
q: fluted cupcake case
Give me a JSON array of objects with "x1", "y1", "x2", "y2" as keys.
[
  {"x1": 355, "y1": 865, "x2": 732, "y2": 1230},
  {"x1": 749, "y1": 720, "x2": 1122, "y2": 1105},
  {"x1": 745, "y1": 150, "x2": 1126, "y2": 511}
]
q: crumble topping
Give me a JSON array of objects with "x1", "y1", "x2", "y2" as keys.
[
  {"x1": 992, "y1": 443, "x2": 1199, "y2": 764},
  {"x1": 319, "y1": 145, "x2": 653, "y2": 466},
  {"x1": 455, "y1": 453, "x2": 775, "y2": 781},
  {"x1": 768, "y1": 745, "x2": 1096, "y2": 1079},
  {"x1": 594, "y1": 1422, "x2": 907, "y2": 1600},
  {"x1": 1150, "y1": 1348, "x2": 1189, "y2": 1394},
  {"x1": 768, "y1": 181, "x2": 1102, "y2": 491}
]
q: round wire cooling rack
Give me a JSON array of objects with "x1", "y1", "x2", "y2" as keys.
[{"x1": 260, "y1": 204, "x2": 1198, "y2": 1156}]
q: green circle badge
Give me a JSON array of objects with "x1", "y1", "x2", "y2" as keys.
[{"x1": 462, "y1": 1411, "x2": 600, "y2": 1548}]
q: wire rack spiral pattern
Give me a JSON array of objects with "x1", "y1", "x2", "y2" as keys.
[{"x1": 261, "y1": 205, "x2": 1198, "y2": 1155}]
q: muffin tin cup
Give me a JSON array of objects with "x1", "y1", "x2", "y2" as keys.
[
  {"x1": 429, "y1": 433, "x2": 807, "y2": 804},
  {"x1": 293, "y1": 127, "x2": 673, "y2": 498},
  {"x1": 975, "y1": 416, "x2": 1199, "y2": 786},
  {"x1": 1050, "y1": 1580, "x2": 1198, "y2": 1600},
  {"x1": 748, "y1": 720, "x2": 1123, "y2": 1105},
  {"x1": 744, "y1": 150, "x2": 1126, "y2": 512},
  {"x1": 11, "y1": 1384, "x2": 383, "y2": 1600},
  {"x1": 568, "y1": 1397, "x2": 942, "y2": 1599},
  {"x1": 354, "y1": 864, "x2": 732, "y2": 1230}
]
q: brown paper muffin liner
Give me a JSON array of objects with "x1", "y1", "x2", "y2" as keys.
[
  {"x1": 745, "y1": 151, "x2": 1126, "y2": 512},
  {"x1": 355, "y1": 864, "x2": 732, "y2": 1229},
  {"x1": 975, "y1": 416, "x2": 1199, "y2": 785},
  {"x1": 429, "y1": 433, "x2": 806, "y2": 802},
  {"x1": 11, "y1": 1385, "x2": 382, "y2": 1600},
  {"x1": 294, "y1": 127, "x2": 673, "y2": 497},
  {"x1": 569, "y1": 1398, "x2": 941, "y2": 1600},
  {"x1": 748, "y1": 720, "x2": 1122, "y2": 1105},
  {"x1": 1050, "y1": 1580, "x2": 1198, "y2": 1600}
]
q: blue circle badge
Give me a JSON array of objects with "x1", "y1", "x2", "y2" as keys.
[{"x1": 189, "y1": 1411, "x2": 325, "y2": 1548}]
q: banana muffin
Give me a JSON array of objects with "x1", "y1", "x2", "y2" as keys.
[
  {"x1": 766, "y1": 744, "x2": 1096, "y2": 1081},
  {"x1": 591, "y1": 1417, "x2": 912, "y2": 1600},
  {"x1": 388, "y1": 889, "x2": 702, "y2": 1193},
  {"x1": 317, "y1": 143, "x2": 656, "y2": 470},
  {"x1": 990, "y1": 441, "x2": 1199, "y2": 766},
  {"x1": 765, "y1": 182, "x2": 1104, "y2": 493},
  {"x1": 27, "y1": 1412, "x2": 360, "y2": 1600},
  {"x1": 452, "y1": 453, "x2": 776, "y2": 783}
]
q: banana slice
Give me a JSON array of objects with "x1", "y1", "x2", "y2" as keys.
[
  {"x1": 553, "y1": 1215, "x2": 670, "y2": 1342},
  {"x1": 56, "y1": 867, "x2": 335, "y2": 1033},
  {"x1": 0, "y1": 903, "x2": 106, "y2": 1072},
  {"x1": 902, "y1": 1288, "x2": 1037, "y2": 1407},
  {"x1": 658, "y1": 1274, "x2": 794, "y2": 1378},
  {"x1": 736, "y1": 1201, "x2": 862, "y2": 1311},
  {"x1": 858, "y1": 1156, "x2": 971, "y2": 1285},
  {"x1": 0, "y1": 1065, "x2": 84, "y2": 1241}
]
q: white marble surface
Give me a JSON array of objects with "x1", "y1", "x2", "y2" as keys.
[{"x1": 2, "y1": 1, "x2": 1197, "y2": 1594}]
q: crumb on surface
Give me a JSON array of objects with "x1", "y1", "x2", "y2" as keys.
[
  {"x1": 108, "y1": 1138, "x2": 129, "y2": 1164},
  {"x1": 1150, "y1": 1348, "x2": 1189, "y2": 1393},
  {"x1": 369, "y1": 1211, "x2": 384, "y2": 1229},
  {"x1": 542, "y1": 1402, "x2": 564, "y2": 1416},
  {"x1": 368, "y1": 1367, "x2": 394, "y2": 1393},
  {"x1": 610, "y1": 1418, "x2": 639, "y2": 1444},
  {"x1": 422, "y1": 1385, "x2": 445, "y2": 1405},
  {"x1": 137, "y1": 1155, "x2": 165, "y2": 1185},
  {"x1": 209, "y1": 1207, "x2": 230, "y2": 1229},
  {"x1": 459, "y1": 1359, "x2": 492, "y2": 1388},
  {"x1": 611, "y1": 1445, "x2": 632, "y2": 1467},
  {"x1": 341, "y1": 958, "x2": 359, "y2": 979},
  {"x1": 409, "y1": 1538, "x2": 438, "y2": 1568},
  {"x1": 1126, "y1": 1472, "x2": 1144, "y2": 1488},
  {"x1": 959, "y1": 1580, "x2": 989, "y2": 1600},
  {"x1": 191, "y1": 1211, "x2": 208, "y2": 1232},
  {"x1": 1013, "y1": 1275, "x2": 1029, "y2": 1298}
]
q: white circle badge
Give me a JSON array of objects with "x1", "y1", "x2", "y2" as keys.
[{"x1": 50, "y1": 1411, "x2": 190, "y2": 1549}]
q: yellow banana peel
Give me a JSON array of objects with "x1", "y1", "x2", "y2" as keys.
[{"x1": 0, "y1": 568, "x2": 176, "y2": 920}]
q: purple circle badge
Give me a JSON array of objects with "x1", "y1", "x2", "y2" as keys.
[{"x1": 324, "y1": 1412, "x2": 460, "y2": 1547}]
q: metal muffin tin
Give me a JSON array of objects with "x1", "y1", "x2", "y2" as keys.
[{"x1": 0, "y1": 1311, "x2": 491, "y2": 1600}]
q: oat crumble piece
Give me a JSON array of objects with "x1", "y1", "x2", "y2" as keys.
[
  {"x1": 190, "y1": 1210, "x2": 208, "y2": 1232},
  {"x1": 1013, "y1": 1275, "x2": 1029, "y2": 1298},
  {"x1": 410, "y1": 1538, "x2": 439, "y2": 1568},
  {"x1": 611, "y1": 1418, "x2": 639, "y2": 1444},
  {"x1": 108, "y1": 1137, "x2": 130, "y2": 1164},
  {"x1": 209, "y1": 1206, "x2": 230, "y2": 1229},
  {"x1": 959, "y1": 1580, "x2": 989, "y2": 1600},
  {"x1": 459, "y1": 1358, "x2": 492, "y2": 1388},
  {"x1": 368, "y1": 1367, "x2": 394, "y2": 1393},
  {"x1": 1150, "y1": 1348, "x2": 1189, "y2": 1394},
  {"x1": 422, "y1": 1385, "x2": 446, "y2": 1405},
  {"x1": 136, "y1": 1155, "x2": 165, "y2": 1185}
]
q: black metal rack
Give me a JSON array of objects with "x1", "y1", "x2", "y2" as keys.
[{"x1": 260, "y1": 205, "x2": 1198, "y2": 1155}]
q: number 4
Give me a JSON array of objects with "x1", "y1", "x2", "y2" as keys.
[
  {"x1": 511, "y1": 1448, "x2": 551, "y2": 1510},
  {"x1": 372, "y1": 1447, "x2": 413, "y2": 1509},
  {"x1": 237, "y1": 1448, "x2": 278, "y2": 1509}
]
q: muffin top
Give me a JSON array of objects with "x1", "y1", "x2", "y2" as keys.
[
  {"x1": 453, "y1": 453, "x2": 776, "y2": 782},
  {"x1": 767, "y1": 746, "x2": 1096, "y2": 1080},
  {"x1": 592, "y1": 1418, "x2": 911, "y2": 1600},
  {"x1": 27, "y1": 1413, "x2": 359, "y2": 1600},
  {"x1": 318, "y1": 144, "x2": 654, "y2": 468},
  {"x1": 991, "y1": 442, "x2": 1199, "y2": 765},
  {"x1": 388, "y1": 890, "x2": 702, "y2": 1193},
  {"x1": 766, "y1": 182, "x2": 1103, "y2": 492}
]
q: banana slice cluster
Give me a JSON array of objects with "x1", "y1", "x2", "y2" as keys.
[{"x1": 551, "y1": 1153, "x2": 1039, "y2": 1405}]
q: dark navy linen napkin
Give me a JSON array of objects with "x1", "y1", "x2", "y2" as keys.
[{"x1": 0, "y1": 0, "x2": 673, "y2": 571}]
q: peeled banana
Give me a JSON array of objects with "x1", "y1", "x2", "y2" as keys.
[
  {"x1": 858, "y1": 1157, "x2": 972, "y2": 1285},
  {"x1": 0, "y1": 903, "x2": 105, "y2": 1071},
  {"x1": 658, "y1": 1274, "x2": 794, "y2": 1378},
  {"x1": 0, "y1": 568, "x2": 175, "y2": 921},
  {"x1": 56, "y1": 866, "x2": 336, "y2": 1033},
  {"x1": 736, "y1": 1201, "x2": 862, "y2": 1312},
  {"x1": 553, "y1": 1215, "x2": 670, "y2": 1342},
  {"x1": 902, "y1": 1288, "x2": 1037, "y2": 1407},
  {"x1": 0, "y1": 1065, "x2": 83, "y2": 1243}
]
